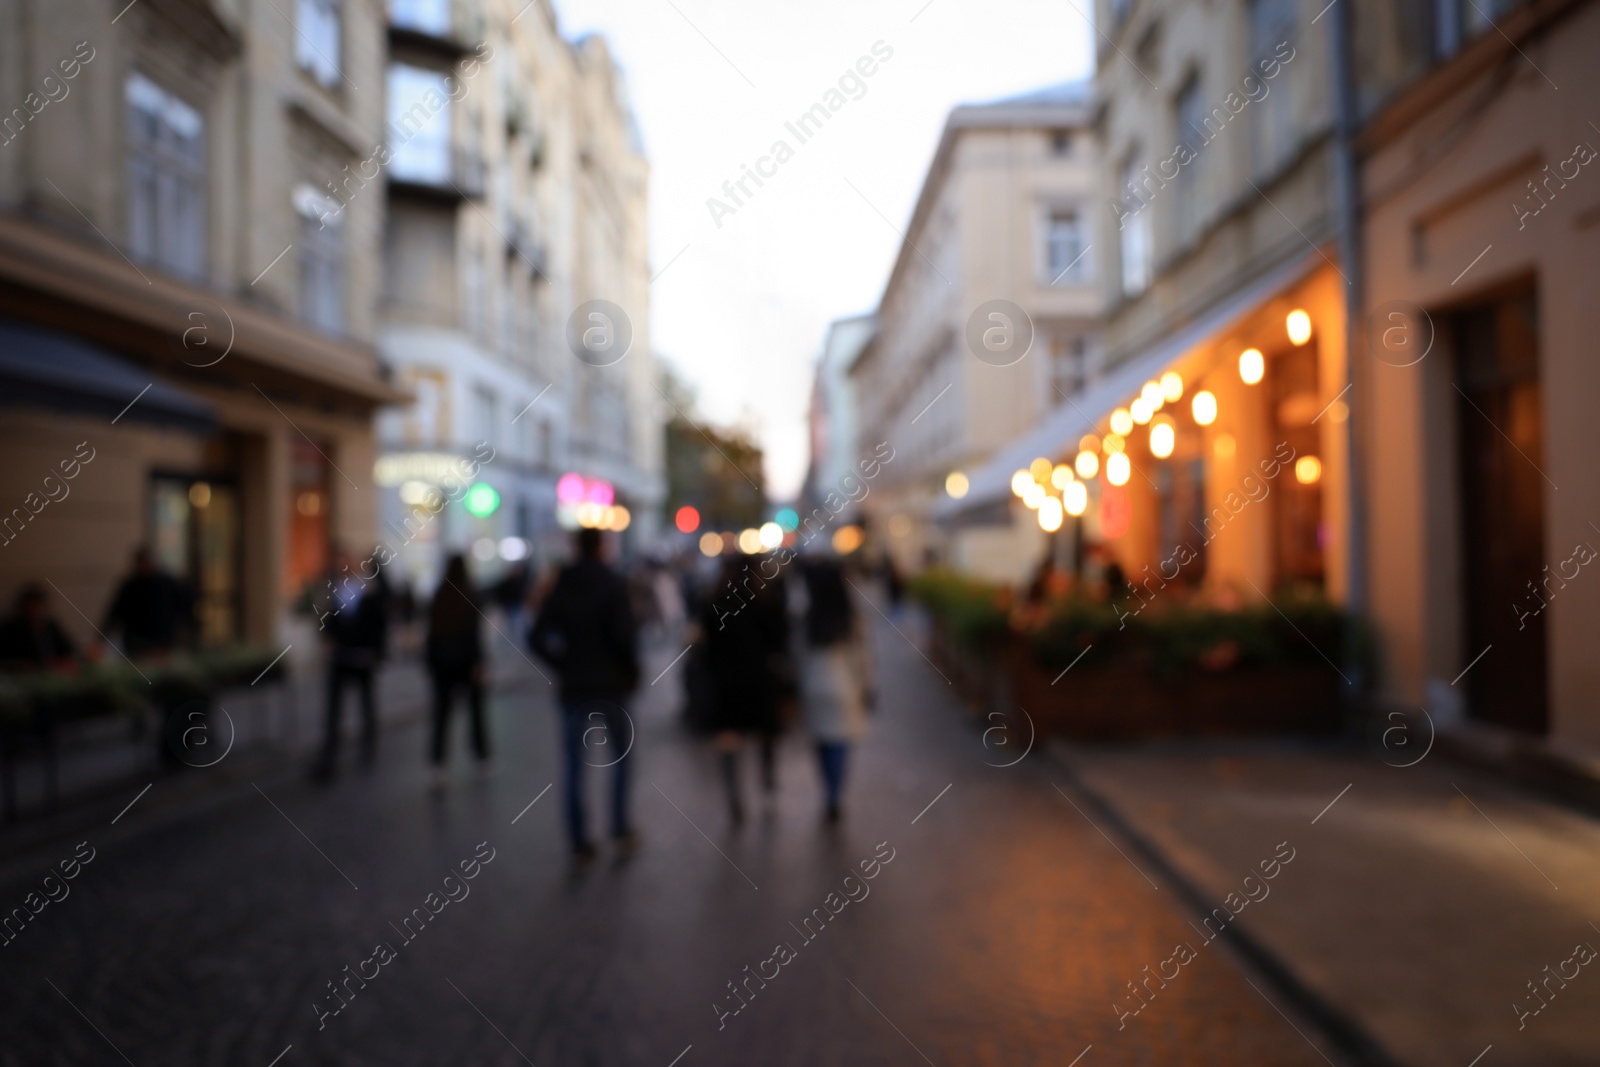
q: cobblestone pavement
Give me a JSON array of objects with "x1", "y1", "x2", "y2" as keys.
[{"x1": 0, "y1": 610, "x2": 1341, "y2": 1067}]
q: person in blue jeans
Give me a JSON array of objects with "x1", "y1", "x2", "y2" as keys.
[{"x1": 530, "y1": 528, "x2": 640, "y2": 860}]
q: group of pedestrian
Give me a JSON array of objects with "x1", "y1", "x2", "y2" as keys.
[
  {"x1": 299, "y1": 526, "x2": 874, "y2": 863},
  {"x1": 691, "y1": 552, "x2": 874, "y2": 827}
]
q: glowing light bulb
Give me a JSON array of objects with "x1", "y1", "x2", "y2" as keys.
[
  {"x1": 1131, "y1": 397, "x2": 1153, "y2": 425},
  {"x1": 1295, "y1": 455, "x2": 1323, "y2": 484},
  {"x1": 1030, "y1": 457, "x2": 1053, "y2": 483},
  {"x1": 1023, "y1": 483, "x2": 1047, "y2": 509},
  {"x1": 1011, "y1": 470, "x2": 1032, "y2": 497},
  {"x1": 1064, "y1": 479, "x2": 1088, "y2": 516},
  {"x1": 1141, "y1": 381, "x2": 1163, "y2": 409},
  {"x1": 1051, "y1": 464, "x2": 1075, "y2": 489},
  {"x1": 1038, "y1": 497, "x2": 1064, "y2": 532},
  {"x1": 946, "y1": 471, "x2": 969, "y2": 498},
  {"x1": 1160, "y1": 372, "x2": 1183, "y2": 403},
  {"x1": 1103, "y1": 433, "x2": 1125, "y2": 454},
  {"x1": 1150, "y1": 421, "x2": 1175, "y2": 458},
  {"x1": 1110, "y1": 408, "x2": 1134, "y2": 436},
  {"x1": 1106, "y1": 451, "x2": 1131, "y2": 486},
  {"x1": 1287, "y1": 309, "x2": 1312, "y2": 346},
  {"x1": 1239, "y1": 348, "x2": 1264, "y2": 385},
  {"x1": 1192, "y1": 390, "x2": 1217, "y2": 426},
  {"x1": 1075, "y1": 450, "x2": 1099, "y2": 479}
]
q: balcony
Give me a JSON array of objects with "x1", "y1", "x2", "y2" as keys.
[
  {"x1": 388, "y1": 0, "x2": 483, "y2": 60},
  {"x1": 504, "y1": 217, "x2": 548, "y2": 279},
  {"x1": 387, "y1": 145, "x2": 486, "y2": 202}
]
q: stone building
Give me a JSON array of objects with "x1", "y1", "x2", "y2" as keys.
[
  {"x1": 948, "y1": 0, "x2": 1600, "y2": 751},
  {"x1": 0, "y1": 0, "x2": 399, "y2": 646},
  {"x1": 852, "y1": 83, "x2": 1102, "y2": 582},
  {"x1": 374, "y1": 0, "x2": 659, "y2": 593}
]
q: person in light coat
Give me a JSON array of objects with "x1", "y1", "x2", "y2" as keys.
[{"x1": 798, "y1": 557, "x2": 873, "y2": 823}]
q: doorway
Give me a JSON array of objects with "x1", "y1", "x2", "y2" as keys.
[{"x1": 1452, "y1": 283, "x2": 1546, "y2": 734}]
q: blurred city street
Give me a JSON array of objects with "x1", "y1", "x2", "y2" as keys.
[
  {"x1": 0, "y1": 612, "x2": 1351, "y2": 1067},
  {"x1": 2, "y1": 0, "x2": 1599, "y2": 1062}
]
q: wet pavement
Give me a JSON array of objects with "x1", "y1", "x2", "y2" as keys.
[{"x1": 0, "y1": 610, "x2": 1340, "y2": 1066}]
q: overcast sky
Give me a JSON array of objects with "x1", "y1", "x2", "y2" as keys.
[{"x1": 550, "y1": 0, "x2": 1095, "y2": 500}]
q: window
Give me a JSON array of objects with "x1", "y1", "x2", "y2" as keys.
[
  {"x1": 388, "y1": 64, "x2": 452, "y2": 184},
  {"x1": 1460, "y1": 0, "x2": 1524, "y2": 41},
  {"x1": 1249, "y1": 0, "x2": 1296, "y2": 177},
  {"x1": 1049, "y1": 130, "x2": 1073, "y2": 156},
  {"x1": 390, "y1": 0, "x2": 452, "y2": 36},
  {"x1": 127, "y1": 73, "x2": 206, "y2": 280},
  {"x1": 472, "y1": 386, "x2": 497, "y2": 449},
  {"x1": 1044, "y1": 210, "x2": 1086, "y2": 283},
  {"x1": 294, "y1": 184, "x2": 345, "y2": 333},
  {"x1": 1174, "y1": 77, "x2": 1205, "y2": 244},
  {"x1": 463, "y1": 241, "x2": 486, "y2": 336},
  {"x1": 1111, "y1": 0, "x2": 1132, "y2": 25},
  {"x1": 1050, "y1": 335, "x2": 1092, "y2": 401},
  {"x1": 1119, "y1": 156, "x2": 1152, "y2": 297},
  {"x1": 297, "y1": 0, "x2": 343, "y2": 89}
]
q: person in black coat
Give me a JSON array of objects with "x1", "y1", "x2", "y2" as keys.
[
  {"x1": 699, "y1": 554, "x2": 789, "y2": 823},
  {"x1": 426, "y1": 554, "x2": 489, "y2": 788},
  {"x1": 529, "y1": 527, "x2": 639, "y2": 859},
  {"x1": 0, "y1": 583, "x2": 77, "y2": 672},
  {"x1": 310, "y1": 548, "x2": 390, "y2": 782},
  {"x1": 102, "y1": 547, "x2": 193, "y2": 657}
]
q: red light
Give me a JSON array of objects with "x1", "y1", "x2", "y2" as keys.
[
  {"x1": 675, "y1": 506, "x2": 700, "y2": 534},
  {"x1": 1101, "y1": 483, "x2": 1131, "y2": 539}
]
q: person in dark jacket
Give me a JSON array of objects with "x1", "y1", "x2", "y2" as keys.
[
  {"x1": 310, "y1": 548, "x2": 390, "y2": 782},
  {"x1": 102, "y1": 547, "x2": 193, "y2": 657},
  {"x1": 0, "y1": 583, "x2": 77, "y2": 672},
  {"x1": 699, "y1": 554, "x2": 789, "y2": 824},
  {"x1": 530, "y1": 527, "x2": 639, "y2": 859},
  {"x1": 426, "y1": 554, "x2": 489, "y2": 788}
]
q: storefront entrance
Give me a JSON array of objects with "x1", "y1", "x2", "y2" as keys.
[{"x1": 1453, "y1": 282, "x2": 1547, "y2": 735}]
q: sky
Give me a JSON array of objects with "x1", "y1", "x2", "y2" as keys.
[{"x1": 549, "y1": 0, "x2": 1095, "y2": 500}]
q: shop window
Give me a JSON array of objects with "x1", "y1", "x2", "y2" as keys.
[
  {"x1": 287, "y1": 439, "x2": 331, "y2": 599},
  {"x1": 150, "y1": 475, "x2": 239, "y2": 647},
  {"x1": 1270, "y1": 344, "x2": 1324, "y2": 589}
]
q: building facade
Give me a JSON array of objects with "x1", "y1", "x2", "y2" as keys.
[
  {"x1": 851, "y1": 83, "x2": 1102, "y2": 583},
  {"x1": 943, "y1": 0, "x2": 1600, "y2": 749},
  {"x1": 373, "y1": 0, "x2": 660, "y2": 595},
  {"x1": 0, "y1": 0, "x2": 400, "y2": 646},
  {"x1": 1360, "y1": 0, "x2": 1600, "y2": 750},
  {"x1": 805, "y1": 312, "x2": 875, "y2": 513}
]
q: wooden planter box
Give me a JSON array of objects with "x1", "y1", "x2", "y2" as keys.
[{"x1": 1014, "y1": 645, "x2": 1343, "y2": 740}]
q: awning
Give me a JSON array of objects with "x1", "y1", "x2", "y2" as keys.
[
  {"x1": 0, "y1": 319, "x2": 216, "y2": 433},
  {"x1": 935, "y1": 250, "x2": 1323, "y2": 519}
]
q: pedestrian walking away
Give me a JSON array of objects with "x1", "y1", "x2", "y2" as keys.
[
  {"x1": 529, "y1": 527, "x2": 640, "y2": 860},
  {"x1": 425, "y1": 554, "x2": 491, "y2": 789},
  {"x1": 699, "y1": 554, "x2": 791, "y2": 824},
  {"x1": 311, "y1": 548, "x2": 391, "y2": 782},
  {"x1": 799, "y1": 556, "x2": 874, "y2": 824}
]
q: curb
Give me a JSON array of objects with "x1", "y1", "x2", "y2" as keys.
[{"x1": 1046, "y1": 740, "x2": 1409, "y2": 1067}]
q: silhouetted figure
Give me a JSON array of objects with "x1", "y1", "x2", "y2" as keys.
[
  {"x1": 311, "y1": 548, "x2": 390, "y2": 782},
  {"x1": 426, "y1": 555, "x2": 490, "y2": 788},
  {"x1": 799, "y1": 558, "x2": 873, "y2": 823},
  {"x1": 102, "y1": 547, "x2": 192, "y2": 657},
  {"x1": 530, "y1": 528, "x2": 639, "y2": 859},
  {"x1": 700, "y1": 555, "x2": 790, "y2": 823},
  {"x1": 0, "y1": 583, "x2": 76, "y2": 672}
]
